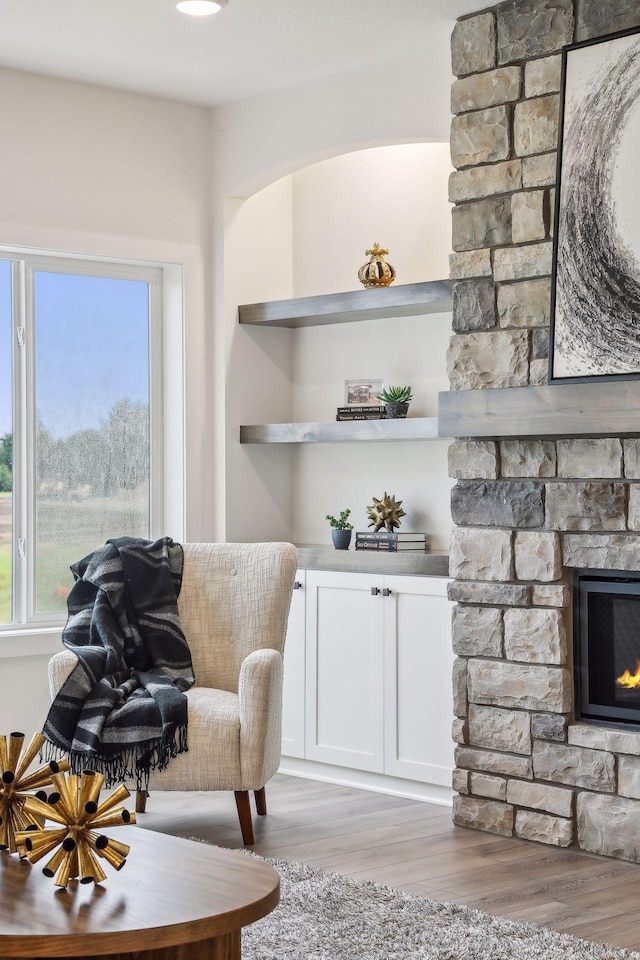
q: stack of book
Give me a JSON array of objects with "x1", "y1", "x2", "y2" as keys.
[
  {"x1": 336, "y1": 405, "x2": 384, "y2": 422},
  {"x1": 355, "y1": 531, "x2": 428, "y2": 552}
]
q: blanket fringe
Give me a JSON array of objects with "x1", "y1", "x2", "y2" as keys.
[{"x1": 41, "y1": 723, "x2": 189, "y2": 793}]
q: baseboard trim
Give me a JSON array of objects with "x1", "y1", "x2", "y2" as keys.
[{"x1": 278, "y1": 756, "x2": 454, "y2": 806}]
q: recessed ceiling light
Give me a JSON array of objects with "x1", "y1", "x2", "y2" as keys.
[{"x1": 176, "y1": 0, "x2": 226, "y2": 15}]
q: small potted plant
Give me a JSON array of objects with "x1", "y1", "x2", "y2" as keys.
[
  {"x1": 378, "y1": 385, "x2": 413, "y2": 419},
  {"x1": 325, "y1": 509, "x2": 353, "y2": 550}
]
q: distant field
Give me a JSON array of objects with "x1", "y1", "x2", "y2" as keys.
[
  {"x1": 36, "y1": 496, "x2": 148, "y2": 613},
  {"x1": 0, "y1": 492, "x2": 147, "y2": 620},
  {"x1": 0, "y1": 492, "x2": 10, "y2": 540},
  {"x1": 0, "y1": 543, "x2": 10, "y2": 624},
  {"x1": 0, "y1": 494, "x2": 11, "y2": 623}
]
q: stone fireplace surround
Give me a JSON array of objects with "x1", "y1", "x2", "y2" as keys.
[{"x1": 447, "y1": 0, "x2": 640, "y2": 863}]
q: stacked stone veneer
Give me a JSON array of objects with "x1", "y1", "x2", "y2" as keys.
[{"x1": 448, "y1": 0, "x2": 640, "y2": 862}]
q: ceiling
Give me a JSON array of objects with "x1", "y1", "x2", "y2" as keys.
[{"x1": 0, "y1": 0, "x2": 488, "y2": 107}]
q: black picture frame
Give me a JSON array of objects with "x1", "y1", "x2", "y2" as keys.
[{"x1": 549, "y1": 25, "x2": 640, "y2": 384}]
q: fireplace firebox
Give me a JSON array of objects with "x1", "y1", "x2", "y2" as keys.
[{"x1": 575, "y1": 569, "x2": 640, "y2": 728}]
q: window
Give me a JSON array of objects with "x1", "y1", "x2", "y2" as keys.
[
  {"x1": 0, "y1": 254, "x2": 164, "y2": 627},
  {"x1": 0, "y1": 263, "x2": 11, "y2": 625}
]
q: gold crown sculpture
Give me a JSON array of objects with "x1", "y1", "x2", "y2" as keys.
[{"x1": 358, "y1": 243, "x2": 397, "y2": 288}]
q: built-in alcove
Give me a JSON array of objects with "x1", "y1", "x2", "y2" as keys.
[{"x1": 224, "y1": 142, "x2": 455, "y2": 548}]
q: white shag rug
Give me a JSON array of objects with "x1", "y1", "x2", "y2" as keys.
[{"x1": 236, "y1": 854, "x2": 640, "y2": 960}]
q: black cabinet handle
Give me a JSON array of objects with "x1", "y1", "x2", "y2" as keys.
[
  {"x1": 293, "y1": 581, "x2": 302, "y2": 590},
  {"x1": 382, "y1": 587, "x2": 392, "y2": 597},
  {"x1": 371, "y1": 586, "x2": 380, "y2": 596}
]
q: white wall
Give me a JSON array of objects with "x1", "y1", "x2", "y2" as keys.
[
  {"x1": 211, "y1": 54, "x2": 451, "y2": 201},
  {"x1": 291, "y1": 144, "x2": 451, "y2": 295},
  {"x1": 224, "y1": 179, "x2": 295, "y2": 543},
  {"x1": 0, "y1": 657, "x2": 52, "y2": 742},
  {"x1": 0, "y1": 69, "x2": 208, "y2": 245},
  {"x1": 0, "y1": 67, "x2": 211, "y2": 735}
]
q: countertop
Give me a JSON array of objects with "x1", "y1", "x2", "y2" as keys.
[{"x1": 294, "y1": 544, "x2": 450, "y2": 577}]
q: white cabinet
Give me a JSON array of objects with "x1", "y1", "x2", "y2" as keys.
[
  {"x1": 382, "y1": 575, "x2": 454, "y2": 788},
  {"x1": 305, "y1": 571, "x2": 385, "y2": 772},
  {"x1": 282, "y1": 568, "x2": 453, "y2": 793}
]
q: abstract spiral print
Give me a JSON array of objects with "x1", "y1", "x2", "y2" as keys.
[{"x1": 553, "y1": 35, "x2": 640, "y2": 378}]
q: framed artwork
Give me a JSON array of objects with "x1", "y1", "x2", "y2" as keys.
[
  {"x1": 549, "y1": 26, "x2": 640, "y2": 383},
  {"x1": 343, "y1": 379, "x2": 384, "y2": 407}
]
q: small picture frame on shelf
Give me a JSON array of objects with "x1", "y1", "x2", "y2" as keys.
[{"x1": 344, "y1": 379, "x2": 384, "y2": 407}]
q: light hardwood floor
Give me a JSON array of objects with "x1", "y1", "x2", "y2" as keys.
[{"x1": 135, "y1": 774, "x2": 640, "y2": 952}]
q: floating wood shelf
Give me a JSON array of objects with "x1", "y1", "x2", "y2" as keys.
[
  {"x1": 238, "y1": 280, "x2": 453, "y2": 328},
  {"x1": 438, "y1": 381, "x2": 640, "y2": 439},
  {"x1": 240, "y1": 417, "x2": 440, "y2": 444}
]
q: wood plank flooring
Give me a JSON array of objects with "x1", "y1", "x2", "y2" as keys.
[{"x1": 135, "y1": 774, "x2": 640, "y2": 952}]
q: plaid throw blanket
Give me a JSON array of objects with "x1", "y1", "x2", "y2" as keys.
[{"x1": 42, "y1": 536, "x2": 195, "y2": 790}]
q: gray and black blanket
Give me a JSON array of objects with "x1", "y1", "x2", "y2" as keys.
[{"x1": 42, "y1": 536, "x2": 195, "y2": 790}]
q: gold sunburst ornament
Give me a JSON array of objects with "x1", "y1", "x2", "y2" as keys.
[
  {"x1": 0, "y1": 732, "x2": 69, "y2": 853},
  {"x1": 15, "y1": 770, "x2": 135, "y2": 887},
  {"x1": 366, "y1": 492, "x2": 406, "y2": 532}
]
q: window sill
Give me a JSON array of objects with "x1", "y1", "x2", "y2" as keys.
[{"x1": 0, "y1": 627, "x2": 63, "y2": 660}]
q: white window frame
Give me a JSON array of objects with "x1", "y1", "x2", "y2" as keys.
[{"x1": 3, "y1": 250, "x2": 171, "y2": 631}]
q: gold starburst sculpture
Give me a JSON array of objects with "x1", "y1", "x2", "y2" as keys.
[
  {"x1": 0, "y1": 731, "x2": 69, "y2": 853},
  {"x1": 15, "y1": 770, "x2": 135, "y2": 887},
  {"x1": 367, "y1": 491, "x2": 406, "y2": 532}
]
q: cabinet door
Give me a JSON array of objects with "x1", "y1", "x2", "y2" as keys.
[
  {"x1": 305, "y1": 570, "x2": 384, "y2": 772},
  {"x1": 282, "y1": 570, "x2": 306, "y2": 758},
  {"x1": 383, "y1": 575, "x2": 454, "y2": 785}
]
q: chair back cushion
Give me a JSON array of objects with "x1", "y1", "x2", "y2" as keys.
[{"x1": 177, "y1": 542, "x2": 296, "y2": 693}]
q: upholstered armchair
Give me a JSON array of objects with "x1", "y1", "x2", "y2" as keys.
[{"x1": 48, "y1": 541, "x2": 297, "y2": 845}]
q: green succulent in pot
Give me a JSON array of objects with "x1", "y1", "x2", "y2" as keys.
[
  {"x1": 325, "y1": 509, "x2": 353, "y2": 530},
  {"x1": 377, "y1": 385, "x2": 413, "y2": 404},
  {"x1": 377, "y1": 385, "x2": 412, "y2": 419},
  {"x1": 326, "y1": 509, "x2": 353, "y2": 550}
]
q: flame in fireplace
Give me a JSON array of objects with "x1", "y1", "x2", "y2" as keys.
[{"x1": 617, "y1": 660, "x2": 640, "y2": 689}]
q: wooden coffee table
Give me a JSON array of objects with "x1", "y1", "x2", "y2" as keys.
[{"x1": 0, "y1": 827, "x2": 279, "y2": 959}]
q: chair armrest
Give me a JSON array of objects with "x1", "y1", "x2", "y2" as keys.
[
  {"x1": 48, "y1": 651, "x2": 78, "y2": 701},
  {"x1": 238, "y1": 648, "x2": 283, "y2": 789}
]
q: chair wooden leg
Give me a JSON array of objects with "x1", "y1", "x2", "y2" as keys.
[
  {"x1": 136, "y1": 790, "x2": 148, "y2": 814},
  {"x1": 254, "y1": 786, "x2": 267, "y2": 816},
  {"x1": 234, "y1": 790, "x2": 255, "y2": 845}
]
